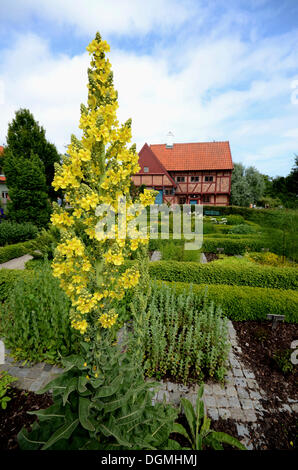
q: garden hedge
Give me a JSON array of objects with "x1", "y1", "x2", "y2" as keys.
[
  {"x1": 201, "y1": 237, "x2": 276, "y2": 254},
  {"x1": 147, "y1": 261, "x2": 298, "y2": 290},
  {"x1": 152, "y1": 280, "x2": 298, "y2": 323},
  {"x1": 0, "y1": 240, "x2": 35, "y2": 264},
  {"x1": 0, "y1": 221, "x2": 38, "y2": 246}
]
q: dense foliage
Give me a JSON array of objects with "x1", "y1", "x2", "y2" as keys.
[
  {"x1": 230, "y1": 163, "x2": 265, "y2": 206},
  {"x1": 3, "y1": 108, "x2": 60, "y2": 200},
  {"x1": 3, "y1": 149, "x2": 51, "y2": 227},
  {"x1": 147, "y1": 260, "x2": 298, "y2": 289},
  {"x1": 0, "y1": 240, "x2": 34, "y2": 264},
  {"x1": 0, "y1": 221, "x2": 38, "y2": 246},
  {"x1": 143, "y1": 284, "x2": 229, "y2": 383},
  {"x1": 153, "y1": 281, "x2": 298, "y2": 323},
  {"x1": 0, "y1": 262, "x2": 77, "y2": 363}
]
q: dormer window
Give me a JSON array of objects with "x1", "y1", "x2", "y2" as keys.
[{"x1": 144, "y1": 167, "x2": 149, "y2": 173}]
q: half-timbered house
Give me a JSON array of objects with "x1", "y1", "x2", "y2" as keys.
[{"x1": 131, "y1": 138, "x2": 234, "y2": 205}]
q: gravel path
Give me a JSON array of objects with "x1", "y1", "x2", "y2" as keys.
[{"x1": 0, "y1": 254, "x2": 33, "y2": 270}]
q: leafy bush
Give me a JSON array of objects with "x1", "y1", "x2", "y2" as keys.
[
  {"x1": 18, "y1": 336, "x2": 178, "y2": 450},
  {"x1": 147, "y1": 260, "x2": 298, "y2": 290},
  {"x1": 226, "y1": 215, "x2": 245, "y2": 225},
  {"x1": 0, "y1": 221, "x2": 38, "y2": 246},
  {"x1": 201, "y1": 237, "x2": 274, "y2": 255},
  {"x1": 247, "y1": 251, "x2": 295, "y2": 267},
  {"x1": 272, "y1": 349, "x2": 294, "y2": 375},
  {"x1": 228, "y1": 224, "x2": 256, "y2": 234},
  {"x1": 0, "y1": 269, "x2": 33, "y2": 302},
  {"x1": 143, "y1": 284, "x2": 230, "y2": 383},
  {"x1": 0, "y1": 261, "x2": 78, "y2": 363},
  {"x1": 152, "y1": 280, "x2": 298, "y2": 323},
  {"x1": 0, "y1": 240, "x2": 35, "y2": 264},
  {"x1": 0, "y1": 371, "x2": 17, "y2": 409},
  {"x1": 28, "y1": 225, "x2": 60, "y2": 260}
]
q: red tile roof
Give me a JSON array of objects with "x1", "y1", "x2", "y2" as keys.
[{"x1": 150, "y1": 141, "x2": 233, "y2": 171}]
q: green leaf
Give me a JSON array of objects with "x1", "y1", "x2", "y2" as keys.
[
  {"x1": 98, "y1": 422, "x2": 132, "y2": 448},
  {"x1": 79, "y1": 397, "x2": 95, "y2": 432},
  {"x1": 41, "y1": 419, "x2": 80, "y2": 450},
  {"x1": 27, "y1": 401, "x2": 65, "y2": 421},
  {"x1": 18, "y1": 426, "x2": 46, "y2": 450},
  {"x1": 181, "y1": 397, "x2": 196, "y2": 442},
  {"x1": 172, "y1": 422, "x2": 192, "y2": 445},
  {"x1": 62, "y1": 377, "x2": 78, "y2": 405},
  {"x1": 210, "y1": 431, "x2": 247, "y2": 450},
  {"x1": 94, "y1": 375, "x2": 123, "y2": 398},
  {"x1": 78, "y1": 376, "x2": 88, "y2": 393}
]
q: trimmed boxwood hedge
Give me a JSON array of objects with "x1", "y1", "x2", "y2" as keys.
[
  {"x1": 201, "y1": 237, "x2": 276, "y2": 254},
  {"x1": 148, "y1": 261, "x2": 298, "y2": 290},
  {"x1": 152, "y1": 280, "x2": 298, "y2": 323},
  {"x1": 0, "y1": 240, "x2": 34, "y2": 264}
]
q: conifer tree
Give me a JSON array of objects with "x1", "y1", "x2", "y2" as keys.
[{"x1": 3, "y1": 108, "x2": 60, "y2": 201}]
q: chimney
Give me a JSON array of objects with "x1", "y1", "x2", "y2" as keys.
[{"x1": 166, "y1": 131, "x2": 174, "y2": 148}]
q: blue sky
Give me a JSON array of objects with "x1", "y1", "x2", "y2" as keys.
[{"x1": 0, "y1": 0, "x2": 297, "y2": 177}]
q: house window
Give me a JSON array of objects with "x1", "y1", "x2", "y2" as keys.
[
  {"x1": 202, "y1": 195, "x2": 210, "y2": 203},
  {"x1": 144, "y1": 166, "x2": 149, "y2": 173},
  {"x1": 2, "y1": 192, "x2": 8, "y2": 199},
  {"x1": 176, "y1": 176, "x2": 185, "y2": 182},
  {"x1": 204, "y1": 176, "x2": 213, "y2": 182},
  {"x1": 179, "y1": 197, "x2": 186, "y2": 204},
  {"x1": 164, "y1": 189, "x2": 173, "y2": 195},
  {"x1": 191, "y1": 176, "x2": 199, "y2": 182}
]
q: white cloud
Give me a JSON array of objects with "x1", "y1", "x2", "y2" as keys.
[
  {"x1": 0, "y1": 5, "x2": 297, "y2": 176},
  {"x1": 1, "y1": 0, "x2": 194, "y2": 37}
]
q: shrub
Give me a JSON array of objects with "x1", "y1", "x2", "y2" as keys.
[
  {"x1": 152, "y1": 281, "x2": 298, "y2": 323},
  {"x1": 0, "y1": 240, "x2": 34, "y2": 264},
  {"x1": 247, "y1": 251, "x2": 295, "y2": 267},
  {"x1": 201, "y1": 237, "x2": 275, "y2": 254},
  {"x1": 0, "y1": 269, "x2": 33, "y2": 302},
  {"x1": 272, "y1": 349, "x2": 294, "y2": 374},
  {"x1": 0, "y1": 371, "x2": 18, "y2": 410},
  {"x1": 28, "y1": 225, "x2": 60, "y2": 259},
  {"x1": 143, "y1": 283, "x2": 230, "y2": 383},
  {"x1": 0, "y1": 261, "x2": 78, "y2": 363},
  {"x1": 228, "y1": 224, "x2": 256, "y2": 234},
  {"x1": 226, "y1": 215, "x2": 245, "y2": 225},
  {"x1": 147, "y1": 260, "x2": 298, "y2": 290},
  {"x1": 0, "y1": 221, "x2": 38, "y2": 246}
]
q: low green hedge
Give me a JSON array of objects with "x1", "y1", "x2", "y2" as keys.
[
  {"x1": 201, "y1": 237, "x2": 275, "y2": 254},
  {"x1": 148, "y1": 261, "x2": 298, "y2": 290},
  {"x1": 0, "y1": 221, "x2": 38, "y2": 246},
  {"x1": 152, "y1": 280, "x2": 298, "y2": 322},
  {"x1": 0, "y1": 240, "x2": 35, "y2": 264}
]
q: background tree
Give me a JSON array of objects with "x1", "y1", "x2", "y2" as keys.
[
  {"x1": 3, "y1": 108, "x2": 60, "y2": 200},
  {"x1": 230, "y1": 163, "x2": 265, "y2": 206},
  {"x1": 263, "y1": 155, "x2": 298, "y2": 208},
  {"x1": 230, "y1": 163, "x2": 251, "y2": 206},
  {"x1": 4, "y1": 150, "x2": 50, "y2": 226}
]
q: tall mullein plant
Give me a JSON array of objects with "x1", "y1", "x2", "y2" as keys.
[
  {"x1": 50, "y1": 32, "x2": 155, "y2": 347},
  {"x1": 18, "y1": 34, "x2": 178, "y2": 451}
]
